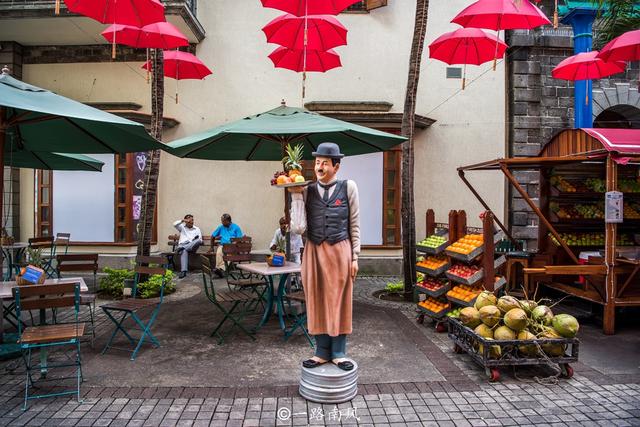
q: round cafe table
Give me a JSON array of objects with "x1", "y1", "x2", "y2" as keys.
[{"x1": 1, "y1": 242, "x2": 28, "y2": 281}]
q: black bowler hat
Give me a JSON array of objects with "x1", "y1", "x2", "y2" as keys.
[{"x1": 312, "y1": 142, "x2": 344, "y2": 159}]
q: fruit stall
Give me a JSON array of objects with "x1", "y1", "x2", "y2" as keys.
[
  {"x1": 458, "y1": 128, "x2": 640, "y2": 334},
  {"x1": 415, "y1": 209, "x2": 507, "y2": 330}
]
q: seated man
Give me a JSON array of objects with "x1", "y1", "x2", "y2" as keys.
[
  {"x1": 173, "y1": 214, "x2": 203, "y2": 278},
  {"x1": 270, "y1": 216, "x2": 303, "y2": 264},
  {"x1": 211, "y1": 213, "x2": 243, "y2": 277}
]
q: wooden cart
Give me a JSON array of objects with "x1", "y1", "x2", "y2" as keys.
[{"x1": 458, "y1": 128, "x2": 640, "y2": 334}]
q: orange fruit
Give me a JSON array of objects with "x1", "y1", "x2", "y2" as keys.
[{"x1": 276, "y1": 175, "x2": 288, "y2": 185}]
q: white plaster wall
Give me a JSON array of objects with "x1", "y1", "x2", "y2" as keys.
[{"x1": 21, "y1": 0, "x2": 506, "y2": 251}]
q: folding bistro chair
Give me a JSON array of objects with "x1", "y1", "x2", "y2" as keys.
[
  {"x1": 222, "y1": 238, "x2": 267, "y2": 301},
  {"x1": 282, "y1": 283, "x2": 314, "y2": 347},
  {"x1": 101, "y1": 256, "x2": 168, "y2": 360},
  {"x1": 201, "y1": 255, "x2": 259, "y2": 344},
  {"x1": 56, "y1": 254, "x2": 99, "y2": 346},
  {"x1": 13, "y1": 282, "x2": 84, "y2": 410},
  {"x1": 26, "y1": 236, "x2": 55, "y2": 278}
]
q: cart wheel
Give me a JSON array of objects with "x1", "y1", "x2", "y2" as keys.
[
  {"x1": 488, "y1": 368, "x2": 500, "y2": 382},
  {"x1": 453, "y1": 344, "x2": 464, "y2": 354},
  {"x1": 560, "y1": 364, "x2": 574, "y2": 379},
  {"x1": 417, "y1": 314, "x2": 425, "y2": 324},
  {"x1": 435, "y1": 322, "x2": 447, "y2": 333}
]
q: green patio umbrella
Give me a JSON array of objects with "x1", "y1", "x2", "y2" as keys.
[
  {"x1": 0, "y1": 71, "x2": 163, "y2": 154},
  {"x1": 168, "y1": 103, "x2": 407, "y2": 160},
  {"x1": 4, "y1": 151, "x2": 104, "y2": 171}
]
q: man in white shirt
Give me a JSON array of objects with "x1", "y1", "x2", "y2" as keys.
[
  {"x1": 270, "y1": 217, "x2": 304, "y2": 264},
  {"x1": 173, "y1": 214, "x2": 203, "y2": 278}
]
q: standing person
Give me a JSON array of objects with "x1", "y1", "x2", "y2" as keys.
[
  {"x1": 172, "y1": 214, "x2": 203, "y2": 279},
  {"x1": 270, "y1": 217, "x2": 304, "y2": 264},
  {"x1": 211, "y1": 213, "x2": 244, "y2": 277},
  {"x1": 289, "y1": 142, "x2": 360, "y2": 371}
]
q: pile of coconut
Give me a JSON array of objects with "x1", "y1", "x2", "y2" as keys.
[{"x1": 456, "y1": 291, "x2": 580, "y2": 359}]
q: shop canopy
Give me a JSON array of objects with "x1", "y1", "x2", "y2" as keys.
[{"x1": 460, "y1": 128, "x2": 640, "y2": 171}]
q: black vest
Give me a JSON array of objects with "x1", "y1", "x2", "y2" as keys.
[{"x1": 306, "y1": 180, "x2": 350, "y2": 245}]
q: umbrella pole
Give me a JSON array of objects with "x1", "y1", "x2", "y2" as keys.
[
  {"x1": 492, "y1": 31, "x2": 500, "y2": 71},
  {"x1": 55, "y1": 0, "x2": 60, "y2": 15},
  {"x1": 112, "y1": 27, "x2": 117, "y2": 60},
  {"x1": 462, "y1": 63, "x2": 467, "y2": 90},
  {"x1": 0, "y1": 108, "x2": 5, "y2": 281},
  {"x1": 554, "y1": 0, "x2": 559, "y2": 29},
  {"x1": 146, "y1": 49, "x2": 150, "y2": 84},
  {"x1": 302, "y1": 4, "x2": 308, "y2": 106}
]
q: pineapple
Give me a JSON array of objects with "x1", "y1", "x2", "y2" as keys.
[{"x1": 283, "y1": 143, "x2": 304, "y2": 177}]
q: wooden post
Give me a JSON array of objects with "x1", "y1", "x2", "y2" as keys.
[
  {"x1": 448, "y1": 210, "x2": 457, "y2": 244},
  {"x1": 457, "y1": 210, "x2": 467, "y2": 242},
  {"x1": 604, "y1": 155, "x2": 617, "y2": 335},
  {"x1": 0, "y1": 107, "x2": 4, "y2": 344},
  {"x1": 501, "y1": 163, "x2": 579, "y2": 264},
  {"x1": 482, "y1": 212, "x2": 496, "y2": 291},
  {"x1": 426, "y1": 209, "x2": 435, "y2": 237}
]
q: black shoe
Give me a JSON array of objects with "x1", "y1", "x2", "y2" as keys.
[
  {"x1": 178, "y1": 271, "x2": 187, "y2": 279},
  {"x1": 335, "y1": 360, "x2": 354, "y2": 371},
  {"x1": 302, "y1": 359, "x2": 327, "y2": 369},
  {"x1": 214, "y1": 269, "x2": 224, "y2": 278}
]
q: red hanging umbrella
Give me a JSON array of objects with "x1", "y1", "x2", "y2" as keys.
[
  {"x1": 65, "y1": 0, "x2": 165, "y2": 58},
  {"x1": 101, "y1": 22, "x2": 189, "y2": 49},
  {"x1": 261, "y1": 0, "x2": 361, "y2": 16},
  {"x1": 552, "y1": 51, "x2": 626, "y2": 81},
  {"x1": 63, "y1": 0, "x2": 165, "y2": 26},
  {"x1": 262, "y1": 14, "x2": 348, "y2": 51},
  {"x1": 451, "y1": 0, "x2": 551, "y2": 31},
  {"x1": 142, "y1": 50, "x2": 212, "y2": 103},
  {"x1": 597, "y1": 29, "x2": 640, "y2": 62},
  {"x1": 429, "y1": 28, "x2": 508, "y2": 89},
  {"x1": 552, "y1": 51, "x2": 626, "y2": 105},
  {"x1": 269, "y1": 46, "x2": 342, "y2": 72},
  {"x1": 452, "y1": 0, "x2": 551, "y2": 68}
]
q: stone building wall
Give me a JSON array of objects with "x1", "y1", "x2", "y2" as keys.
[{"x1": 506, "y1": 27, "x2": 640, "y2": 249}]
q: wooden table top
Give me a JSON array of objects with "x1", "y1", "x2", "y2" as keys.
[
  {"x1": 237, "y1": 262, "x2": 301, "y2": 276},
  {"x1": 0, "y1": 277, "x2": 88, "y2": 299}
]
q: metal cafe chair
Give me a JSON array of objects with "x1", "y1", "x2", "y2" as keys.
[
  {"x1": 200, "y1": 255, "x2": 259, "y2": 344},
  {"x1": 13, "y1": 281, "x2": 84, "y2": 410},
  {"x1": 101, "y1": 256, "x2": 168, "y2": 360}
]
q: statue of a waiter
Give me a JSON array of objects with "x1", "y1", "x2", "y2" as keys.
[{"x1": 289, "y1": 142, "x2": 360, "y2": 371}]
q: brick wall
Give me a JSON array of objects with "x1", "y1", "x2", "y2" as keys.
[{"x1": 506, "y1": 27, "x2": 640, "y2": 249}]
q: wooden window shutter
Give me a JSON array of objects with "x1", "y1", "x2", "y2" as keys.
[{"x1": 365, "y1": 0, "x2": 387, "y2": 10}]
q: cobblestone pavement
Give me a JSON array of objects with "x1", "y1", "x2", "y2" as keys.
[{"x1": 1, "y1": 276, "x2": 639, "y2": 426}]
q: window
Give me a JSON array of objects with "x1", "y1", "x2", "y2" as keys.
[
  {"x1": 446, "y1": 67, "x2": 462, "y2": 79},
  {"x1": 345, "y1": 0, "x2": 388, "y2": 12},
  {"x1": 383, "y1": 146, "x2": 401, "y2": 245},
  {"x1": 36, "y1": 170, "x2": 53, "y2": 237},
  {"x1": 35, "y1": 154, "x2": 156, "y2": 244}
]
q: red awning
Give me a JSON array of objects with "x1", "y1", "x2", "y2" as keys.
[{"x1": 582, "y1": 128, "x2": 640, "y2": 155}]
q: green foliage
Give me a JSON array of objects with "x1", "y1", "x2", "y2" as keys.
[
  {"x1": 99, "y1": 267, "x2": 135, "y2": 298},
  {"x1": 385, "y1": 280, "x2": 404, "y2": 293},
  {"x1": 25, "y1": 247, "x2": 44, "y2": 268},
  {"x1": 137, "y1": 270, "x2": 176, "y2": 299},
  {"x1": 592, "y1": 0, "x2": 640, "y2": 47},
  {"x1": 99, "y1": 267, "x2": 175, "y2": 299}
]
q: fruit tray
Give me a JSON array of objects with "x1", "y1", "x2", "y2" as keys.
[
  {"x1": 273, "y1": 180, "x2": 313, "y2": 188},
  {"x1": 445, "y1": 231, "x2": 506, "y2": 263},
  {"x1": 446, "y1": 256, "x2": 507, "y2": 286},
  {"x1": 446, "y1": 269, "x2": 484, "y2": 286},
  {"x1": 416, "y1": 304, "x2": 449, "y2": 319},
  {"x1": 417, "y1": 239, "x2": 449, "y2": 255},
  {"x1": 416, "y1": 262, "x2": 450, "y2": 277},
  {"x1": 446, "y1": 294, "x2": 477, "y2": 307},
  {"x1": 416, "y1": 282, "x2": 451, "y2": 298}
]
